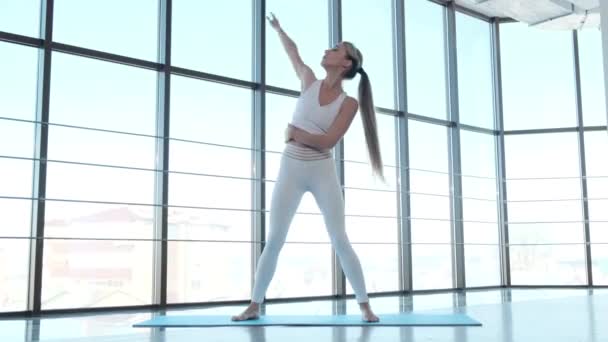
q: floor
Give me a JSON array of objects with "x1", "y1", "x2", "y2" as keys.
[{"x1": 1, "y1": 288, "x2": 607, "y2": 341}]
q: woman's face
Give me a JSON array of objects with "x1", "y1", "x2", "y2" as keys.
[{"x1": 321, "y1": 43, "x2": 353, "y2": 71}]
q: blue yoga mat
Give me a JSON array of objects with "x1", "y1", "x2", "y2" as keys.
[{"x1": 133, "y1": 313, "x2": 481, "y2": 327}]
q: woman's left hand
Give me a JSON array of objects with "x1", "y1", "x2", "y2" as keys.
[{"x1": 285, "y1": 124, "x2": 297, "y2": 143}]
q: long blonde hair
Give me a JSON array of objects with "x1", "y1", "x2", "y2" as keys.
[{"x1": 342, "y1": 42, "x2": 384, "y2": 179}]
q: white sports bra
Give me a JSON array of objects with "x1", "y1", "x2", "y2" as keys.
[{"x1": 289, "y1": 79, "x2": 347, "y2": 135}]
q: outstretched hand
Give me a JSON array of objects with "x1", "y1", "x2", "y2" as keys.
[{"x1": 266, "y1": 12, "x2": 281, "y2": 31}]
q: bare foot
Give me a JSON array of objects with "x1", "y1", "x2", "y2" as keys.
[
  {"x1": 231, "y1": 302, "x2": 260, "y2": 321},
  {"x1": 359, "y1": 302, "x2": 380, "y2": 322}
]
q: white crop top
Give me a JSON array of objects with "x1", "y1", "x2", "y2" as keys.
[{"x1": 290, "y1": 80, "x2": 347, "y2": 134}]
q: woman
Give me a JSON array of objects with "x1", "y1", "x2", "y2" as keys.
[{"x1": 232, "y1": 13, "x2": 383, "y2": 323}]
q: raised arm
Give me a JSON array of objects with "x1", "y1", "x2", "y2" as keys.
[{"x1": 267, "y1": 13, "x2": 316, "y2": 91}]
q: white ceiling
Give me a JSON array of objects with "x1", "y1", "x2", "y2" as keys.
[{"x1": 456, "y1": 0, "x2": 601, "y2": 30}]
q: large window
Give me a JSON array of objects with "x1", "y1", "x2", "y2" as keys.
[
  {"x1": 342, "y1": 0, "x2": 395, "y2": 109},
  {"x1": 265, "y1": 0, "x2": 328, "y2": 91},
  {"x1": 42, "y1": 53, "x2": 157, "y2": 310},
  {"x1": 405, "y1": 0, "x2": 447, "y2": 119},
  {"x1": 585, "y1": 132, "x2": 608, "y2": 285},
  {"x1": 172, "y1": 0, "x2": 252, "y2": 81},
  {"x1": 344, "y1": 113, "x2": 399, "y2": 294},
  {"x1": 456, "y1": 12, "x2": 494, "y2": 129},
  {"x1": 408, "y1": 120, "x2": 453, "y2": 290},
  {"x1": 505, "y1": 133, "x2": 586, "y2": 285},
  {"x1": 168, "y1": 76, "x2": 252, "y2": 303},
  {"x1": 0, "y1": 42, "x2": 39, "y2": 312},
  {"x1": 501, "y1": 22, "x2": 577, "y2": 130},
  {"x1": 53, "y1": 0, "x2": 158, "y2": 61},
  {"x1": 461, "y1": 130, "x2": 500, "y2": 287},
  {"x1": 578, "y1": 29, "x2": 607, "y2": 127}
]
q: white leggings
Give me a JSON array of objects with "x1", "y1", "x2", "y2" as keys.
[{"x1": 251, "y1": 153, "x2": 369, "y2": 304}]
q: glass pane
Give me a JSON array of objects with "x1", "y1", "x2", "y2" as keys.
[
  {"x1": 342, "y1": 0, "x2": 395, "y2": 109},
  {"x1": 0, "y1": 158, "x2": 33, "y2": 198},
  {"x1": 266, "y1": 243, "x2": 333, "y2": 299},
  {"x1": 0, "y1": 41, "x2": 37, "y2": 300},
  {"x1": 170, "y1": 76, "x2": 252, "y2": 149},
  {"x1": 405, "y1": 0, "x2": 446, "y2": 119},
  {"x1": 169, "y1": 173, "x2": 250, "y2": 210},
  {"x1": 463, "y1": 199, "x2": 498, "y2": 223},
  {"x1": 0, "y1": 42, "x2": 37, "y2": 250},
  {"x1": 411, "y1": 219, "x2": 450, "y2": 244},
  {"x1": 460, "y1": 128, "x2": 500, "y2": 267},
  {"x1": 50, "y1": 52, "x2": 157, "y2": 135},
  {"x1": 463, "y1": 223, "x2": 499, "y2": 245},
  {"x1": 591, "y1": 244, "x2": 608, "y2": 285},
  {"x1": 0, "y1": 41, "x2": 39, "y2": 121},
  {"x1": 462, "y1": 176, "x2": 497, "y2": 200},
  {"x1": 45, "y1": 202, "x2": 154, "y2": 240},
  {"x1": 465, "y1": 245, "x2": 500, "y2": 287},
  {"x1": 265, "y1": 0, "x2": 328, "y2": 90},
  {"x1": 505, "y1": 133, "x2": 583, "y2": 286},
  {"x1": 172, "y1": 0, "x2": 252, "y2": 80},
  {"x1": 412, "y1": 244, "x2": 452, "y2": 290},
  {"x1": 0, "y1": 0, "x2": 41, "y2": 38},
  {"x1": 167, "y1": 241, "x2": 250, "y2": 303},
  {"x1": 409, "y1": 119, "x2": 452, "y2": 289},
  {"x1": 410, "y1": 193, "x2": 450, "y2": 220},
  {"x1": 46, "y1": 162, "x2": 155, "y2": 204},
  {"x1": 509, "y1": 223, "x2": 585, "y2": 244},
  {"x1": 578, "y1": 30, "x2": 607, "y2": 126},
  {"x1": 500, "y1": 23, "x2": 576, "y2": 130},
  {"x1": 48, "y1": 125, "x2": 157, "y2": 170},
  {"x1": 505, "y1": 134, "x2": 582, "y2": 213},
  {"x1": 408, "y1": 120, "x2": 449, "y2": 173},
  {"x1": 345, "y1": 188, "x2": 397, "y2": 218},
  {"x1": 0, "y1": 198, "x2": 32, "y2": 238},
  {"x1": 507, "y1": 178, "x2": 582, "y2": 201},
  {"x1": 167, "y1": 208, "x2": 251, "y2": 242},
  {"x1": 346, "y1": 216, "x2": 398, "y2": 244},
  {"x1": 585, "y1": 132, "x2": 608, "y2": 272},
  {"x1": 170, "y1": 141, "x2": 251, "y2": 179},
  {"x1": 41, "y1": 240, "x2": 153, "y2": 309},
  {"x1": 0, "y1": 119, "x2": 35, "y2": 159},
  {"x1": 456, "y1": 13, "x2": 493, "y2": 129},
  {"x1": 585, "y1": 132, "x2": 608, "y2": 178},
  {"x1": 508, "y1": 200, "x2": 582, "y2": 222},
  {"x1": 53, "y1": 0, "x2": 158, "y2": 61},
  {"x1": 0, "y1": 238, "x2": 29, "y2": 312},
  {"x1": 410, "y1": 170, "x2": 450, "y2": 196},
  {"x1": 510, "y1": 245, "x2": 586, "y2": 285},
  {"x1": 505, "y1": 133, "x2": 580, "y2": 179}
]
